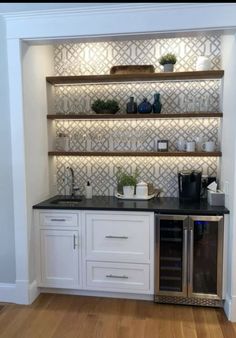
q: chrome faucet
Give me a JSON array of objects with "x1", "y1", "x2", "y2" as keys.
[{"x1": 66, "y1": 166, "x2": 80, "y2": 197}]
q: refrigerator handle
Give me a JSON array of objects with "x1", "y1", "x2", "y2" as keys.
[
  {"x1": 179, "y1": 175, "x2": 183, "y2": 192},
  {"x1": 188, "y1": 225, "x2": 194, "y2": 296},
  {"x1": 183, "y1": 227, "x2": 188, "y2": 295}
]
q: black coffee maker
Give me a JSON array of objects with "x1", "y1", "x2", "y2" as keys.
[{"x1": 178, "y1": 170, "x2": 202, "y2": 202}]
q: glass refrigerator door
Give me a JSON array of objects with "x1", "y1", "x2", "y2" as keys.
[
  {"x1": 155, "y1": 215, "x2": 188, "y2": 297},
  {"x1": 188, "y1": 216, "x2": 223, "y2": 299}
]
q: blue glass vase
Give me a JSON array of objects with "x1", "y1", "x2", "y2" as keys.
[
  {"x1": 137, "y1": 98, "x2": 152, "y2": 114},
  {"x1": 152, "y1": 93, "x2": 162, "y2": 114}
]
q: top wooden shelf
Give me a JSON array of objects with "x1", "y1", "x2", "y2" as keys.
[{"x1": 46, "y1": 70, "x2": 224, "y2": 85}]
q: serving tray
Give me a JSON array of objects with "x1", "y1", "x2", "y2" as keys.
[
  {"x1": 110, "y1": 65, "x2": 155, "y2": 75},
  {"x1": 115, "y1": 193, "x2": 157, "y2": 200}
]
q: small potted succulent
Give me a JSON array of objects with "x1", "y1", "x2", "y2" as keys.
[
  {"x1": 116, "y1": 167, "x2": 139, "y2": 197},
  {"x1": 91, "y1": 99, "x2": 119, "y2": 114},
  {"x1": 159, "y1": 53, "x2": 177, "y2": 72}
]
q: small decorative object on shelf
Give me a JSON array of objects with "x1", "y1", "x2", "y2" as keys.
[
  {"x1": 57, "y1": 133, "x2": 70, "y2": 151},
  {"x1": 137, "y1": 98, "x2": 152, "y2": 114},
  {"x1": 196, "y1": 56, "x2": 212, "y2": 71},
  {"x1": 110, "y1": 65, "x2": 155, "y2": 75},
  {"x1": 159, "y1": 53, "x2": 177, "y2": 72},
  {"x1": 91, "y1": 99, "x2": 119, "y2": 114},
  {"x1": 116, "y1": 167, "x2": 139, "y2": 196},
  {"x1": 126, "y1": 96, "x2": 137, "y2": 114},
  {"x1": 157, "y1": 140, "x2": 169, "y2": 152},
  {"x1": 152, "y1": 92, "x2": 162, "y2": 114}
]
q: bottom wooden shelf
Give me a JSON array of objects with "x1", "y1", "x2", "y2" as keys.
[{"x1": 48, "y1": 151, "x2": 222, "y2": 157}]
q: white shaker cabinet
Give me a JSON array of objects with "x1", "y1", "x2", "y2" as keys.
[
  {"x1": 35, "y1": 209, "x2": 154, "y2": 296},
  {"x1": 36, "y1": 210, "x2": 82, "y2": 289},
  {"x1": 40, "y1": 229, "x2": 80, "y2": 288}
]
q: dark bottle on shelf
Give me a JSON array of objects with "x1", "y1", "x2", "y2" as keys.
[
  {"x1": 126, "y1": 97, "x2": 137, "y2": 114},
  {"x1": 152, "y1": 92, "x2": 162, "y2": 114},
  {"x1": 137, "y1": 97, "x2": 152, "y2": 114}
]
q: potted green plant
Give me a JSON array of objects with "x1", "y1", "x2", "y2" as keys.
[
  {"x1": 159, "y1": 53, "x2": 177, "y2": 72},
  {"x1": 116, "y1": 167, "x2": 139, "y2": 197},
  {"x1": 91, "y1": 99, "x2": 120, "y2": 114}
]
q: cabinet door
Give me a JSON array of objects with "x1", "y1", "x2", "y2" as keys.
[
  {"x1": 40, "y1": 230, "x2": 80, "y2": 288},
  {"x1": 155, "y1": 215, "x2": 188, "y2": 297},
  {"x1": 188, "y1": 216, "x2": 223, "y2": 299}
]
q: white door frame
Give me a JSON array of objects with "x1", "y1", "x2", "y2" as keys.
[{"x1": 4, "y1": 3, "x2": 236, "y2": 321}]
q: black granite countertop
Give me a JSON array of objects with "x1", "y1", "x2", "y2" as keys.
[{"x1": 33, "y1": 195, "x2": 229, "y2": 215}]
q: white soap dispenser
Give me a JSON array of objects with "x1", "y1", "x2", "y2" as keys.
[{"x1": 85, "y1": 181, "x2": 93, "y2": 199}]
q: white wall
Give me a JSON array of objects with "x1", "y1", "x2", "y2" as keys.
[
  {"x1": 0, "y1": 18, "x2": 15, "y2": 283},
  {"x1": 22, "y1": 43, "x2": 54, "y2": 283},
  {"x1": 221, "y1": 33, "x2": 236, "y2": 321}
]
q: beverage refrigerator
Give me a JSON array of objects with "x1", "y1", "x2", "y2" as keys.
[{"x1": 154, "y1": 214, "x2": 224, "y2": 307}]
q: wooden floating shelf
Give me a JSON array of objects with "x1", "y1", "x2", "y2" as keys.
[
  {"x1": 48, "y1": 151, "x2": 222, "y2": 157},
  {"x1": 46, "y1": 70, "x2": 224, "y2": 85},
  {"x1": 47, "y1": 112, "x2": 223, "y2": 120}
]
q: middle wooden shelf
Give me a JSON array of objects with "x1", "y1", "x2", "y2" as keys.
[{"x1": 47, "y1": 112, "x2": 223, "y2": 120}]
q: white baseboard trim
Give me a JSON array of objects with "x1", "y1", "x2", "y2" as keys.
[
  {"x1": 29, "y1": 280, "x2": 40, "y2": 304},
  {"x1": 15, "y1": 280, "x2": 30, "y2": 304},
  {"x1": 224, "y1": 295, "x2": 236, "y2": 322},
  {"x1": 0, "y1": 280, "x2": 40, "y2": 305},
  {"x1": 0, "y1": 283, "x2": 16, "y2": 303},
  {"x1": 39, "y1": 287, "x2": 153, "y2": 301},
  {"x1": 12, "y1": 280, "x2": 40, "y2": 305}
]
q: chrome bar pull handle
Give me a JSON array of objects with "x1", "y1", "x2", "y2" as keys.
[
  {"x1": 51, "y1": 218, "x2": 66, "y2": 222},
  {"x1": 106, "y1": 274, "x2": 128, "y2": 279},
  {"x1": 105, "y1": 235, "x2": 128, "y2": 239},
  {"x1": 73, "y1": 234, "x2": 77, "y2": 250}
]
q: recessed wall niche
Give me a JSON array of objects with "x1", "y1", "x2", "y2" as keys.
[{"x1": 51, "y1": 34, "x2": 222, "y2": 197}]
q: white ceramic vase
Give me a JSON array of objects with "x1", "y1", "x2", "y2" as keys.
[{"x1": 196, "y1": 56, "x2": 211, "y2": 71}]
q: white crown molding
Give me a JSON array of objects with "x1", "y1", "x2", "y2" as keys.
[
  {"x1": 3, "y1": 2, "x2": 236, "y2": 41},
  {"x1": 2, "y1": 3, "x2": 236, "y2": 21}
]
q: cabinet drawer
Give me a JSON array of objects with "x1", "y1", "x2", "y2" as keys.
[
  {"x1": 86, "y1": 261, "x2": 150, "y2": 293},
  {"x1": 40, "y1": 212, "x2": 78, "y2": 227},
  {"x1": 85, "y1": 213, "x2": 151, "y2": 262}
]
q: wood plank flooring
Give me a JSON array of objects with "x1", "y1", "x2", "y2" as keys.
[{"x1": 0, "y1": 294, "x2": 235, "y2": 338}]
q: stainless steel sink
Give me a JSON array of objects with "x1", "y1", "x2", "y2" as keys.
[{"x1": 51, "y1": 197, "x2": 83, "y2": 205}]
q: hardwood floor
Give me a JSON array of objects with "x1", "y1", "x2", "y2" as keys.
[{"x1": 0, "y1": 294, "x2": 235, "y2": 338}]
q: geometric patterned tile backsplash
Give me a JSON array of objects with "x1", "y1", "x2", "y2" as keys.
[
  {"x1": 55, "y1": 118, "x2": 220, "y2": 152},
  {"x1": 54, "y1": 80, "x2": 221, "y2": 115},
  {"x1": 53, "y1": 35, "x2": 222, "y2": 197},
  {"x1": 54, "y1": 35, "x2": 221, "y2": 75},
  {"x1": 55, "y1": 117, "x2": 220, "y2": 197},
  {"x1": 56, "y1": 156, "x2": 218, "y2": 197}
]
